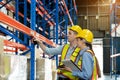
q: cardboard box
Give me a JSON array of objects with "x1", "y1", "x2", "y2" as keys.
[
  {"x1": 52, "y1": 70, "x2": 57, "y2": 80},
  {"x1": 0, "y1": 38, "x2": 4, "y2": 54},
  {"x1": 25, "y1": 47, "x2": 43, "y2": 59},
  {"x1": 36, "y1": 58, "x2": 52, "y2": 80},
  {"x1": 27, "y1": 58, "x2": 57, "y2": 80},
  {"x1": 27, "y1": 59, "x2": 30, "y2": 80},
  {"x1": 51, "y1": 60, "x2": 57, "y2": 80},
  {"x1": 0, "y1": 54, "x2": 27, "y2": 80}
]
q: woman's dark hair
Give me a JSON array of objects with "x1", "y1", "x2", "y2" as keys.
[
  {"x1": 85, "y1": 42, "x2": 92, "y2": 50},
  {"x1": 85, "y1": 42, "x2": 101, "y2": 78},
  {"x1": 80, "y1": 38, "x2": 92, "y2": 50},
  {"x1": 85, "y1": 42, "x2": 96, "y2": 55}
]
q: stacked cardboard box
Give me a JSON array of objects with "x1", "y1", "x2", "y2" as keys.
[
  {"x1": 51, "y1": 60, "x2": 57, "y2": 80},
  {"x1": 0, "y1": 37, "x2": 4, "y2": 54},
  {"x1": 27, "y1": 58, "x2": 57, "y2": 80},
  {"x1": 36, "y1": 58, "x2": 52, "y2": 80}
]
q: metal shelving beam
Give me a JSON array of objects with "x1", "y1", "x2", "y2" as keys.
[
  {"x1": 110, "y1": 1, "x2": 120, "y2": 80},
  {"x1": 36, "y1": 0, "x2": 55, "y2": 24},
  {"x1": 0, "y1": 12, "x2": 56, "y2": 47},
  {"x1": 0, "y1": 0, "x2": 78, "y2": 80},
  {"x1": 0, "y1": 25, "x2": 30, "y2": 49},
  {"x1": 4, "y1": 40, "x2": 27, "y2": 50},
  {"x1": 0, "y1": 0, "x2": 12, "y2": 9},
  {"x1": 72, "y1": 0, "x2": 78, "y2": 14},
  {"x1": 0, "y1": 1, "x2": 49, "y2": 35},
  {"x1": 28, "y1": 0, "x2": 54, "y2": 27},
  {"x1": 4, "y1": 49, "x2": 17, "y2": 52},
  {"x1": 0, "y1": 1, "x2": 30, "y2": 21},
  {"x1": 61, "y1": 0, "x2": 74, "y2": 26}
]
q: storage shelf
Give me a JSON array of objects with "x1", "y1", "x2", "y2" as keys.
[
  {"x1": 110, "y1": 2, "x2": 120, "y2": 80},
  {"x1": 0, "y1": 12, "x2": 56, "y2": 47},
  {"x1": 0, "y1": 0, "x2": 78, "y2": 80}
]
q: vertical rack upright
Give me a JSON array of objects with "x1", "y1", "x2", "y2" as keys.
[
  {"x1": 110, "y1": 0, "x2": 120, "y2": 80},
  {"x1": 0, "y1": 0, "x2": 78, "y2": 80}
]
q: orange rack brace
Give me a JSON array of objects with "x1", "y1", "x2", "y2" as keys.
[
  {"x1": 36, "y1": 0, "x2": 55, "y2": 25},
  {"x1": 72, "y1": 0, "x2": 78, "y2": 14},
  {"x1": 4, "y1": 49, "x2": 17, "y2": 52},
  {"x1": 0, "y1": 1, "x2": 30, "y2": 22},
  {"x1": 61, "y1": 0, "x2": 74, "y2": 26},
  {"x1": 0, "y1": 1, "x2": 49, "y2": 35},
  {"x1": 0, "y1": 12, "x2": 56, "y2": 47},
  {"x1": 4, "y1": 40, "x2": 27, "y2": 50},
  {"x1": 28, "y1": 0, "x2": 54, "y2": 27}
]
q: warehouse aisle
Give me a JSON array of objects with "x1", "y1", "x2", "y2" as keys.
[{"x1": 93, "y1": 39, "x2": 119, "y2": 80}]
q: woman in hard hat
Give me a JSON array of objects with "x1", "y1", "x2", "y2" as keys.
[{"x1": 65, "y1": 29, "x2": 101, "y2": 80}]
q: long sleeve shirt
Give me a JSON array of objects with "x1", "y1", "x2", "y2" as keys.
[
  {"x1": 44, "y1": 45, "x2": 63, "y2": 55},
  {"x1": 45, "y1": 44, "x2": 78, "y2": 78},
  {"x1": 72, "y1": 47, "x2": 94, "y2": 80},
  {"x1": 45, "y1": 44, "x2": 77, "y2": 59},
  {"x1": 45, "y1": 45, "x2": 94, "y2": 79}
]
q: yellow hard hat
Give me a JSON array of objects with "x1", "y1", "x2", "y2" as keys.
[
  {"x1": 76, "y1": 29, "x2": 94, "y2": 43},
  {"x1": 68, "y1": 25, "x2": 82, "y2": 34}
]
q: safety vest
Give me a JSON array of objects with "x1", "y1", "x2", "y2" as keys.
[
  {"x1": 57, "y1": 44, "x2": 81, "y2": 80},
  {"x1": 57, "y1": 44, "x2": 99, "y2": 80},
  {"x1": 86, "y1": 50, "x2": 98, "y2": 80}
]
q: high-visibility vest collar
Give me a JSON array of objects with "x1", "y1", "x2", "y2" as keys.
[{"x1": 58, "y1": 44, "x2": 80, "y2": 80}]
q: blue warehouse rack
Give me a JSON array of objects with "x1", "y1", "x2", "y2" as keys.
[
  {"x1": 110, "y1": 0, "x2": 120, "y2": 80},
  {"x1": 0, "y1": 0, "x2": 78, "y2": 80}
]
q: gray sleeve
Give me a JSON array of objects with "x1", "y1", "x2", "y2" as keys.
[{"x1": 44, "y1": 45, "x2": 64, "y2": 55}]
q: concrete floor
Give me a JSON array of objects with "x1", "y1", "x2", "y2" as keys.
[
  {"x1": 98, "y1": 75, "x2": 112, "y2": 80},
  {"x1": 98, "y1": 73, "x2": 120, "y2": 80}
]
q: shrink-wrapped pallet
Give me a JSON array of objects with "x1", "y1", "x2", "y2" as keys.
[
  {"x1": 36, "y1": 58, "x2": 52, "y2": 80},
  {"x1": 0, "y1": 54, "x2": 27, "y2": 80}
]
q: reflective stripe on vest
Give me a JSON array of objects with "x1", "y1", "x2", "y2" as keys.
[
  {"x1": 70, "y1": 47, "x2": 81, "y2": 62},
  {"x1": 58, "y1": 44, "x2": 80, "y2": 80},
  {"x1": 85, "y1": 50, "x2": 97, "y2": 80},
  {"x1": 59, "y1": 44, "x2": 69, "y2": 66},
  {"x1": 92, "y1": 56, "x2": 97, "y2": 80}
]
